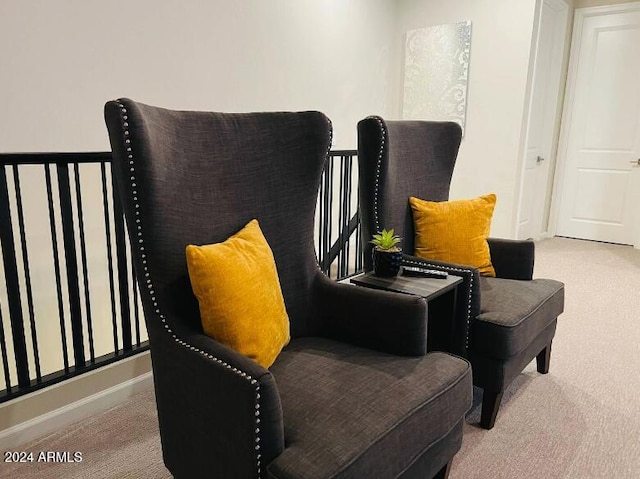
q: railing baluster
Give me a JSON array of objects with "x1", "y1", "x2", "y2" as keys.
[
  {"x1": 12, "y1": 165, "x2": 41, "y2": 380},
  {"x1": 45, "y1": 163, "x2": 70, "y2": 373},
  {"x1": 356, "y1": 219, "x2": 362, "y2": 272},
  {"x1": 132, "y1": 257, "x2": 141, "y2": 346},
  {"x1": 0, "y1": 304, "x2": 12, "y2": 393},
  {"x1": 317, "y1": 168, "x2": 325, "y2": 268},
  {"x1": 0, "y1": 165, "x2": 30, "y2": 387},
  {"x1": 73, "y1": 164, "x2": 95, "y2": 363},
  {"x1": 327, "y1": 158, "x2": 334, "y2": 275},
  {"x1": 342, "y1": 156, "x2": 349, "y2": 276},
  {"x1": 345, "y1": 155, "x2": 352, "y2": 276},
  {"x1": 101, "y1": 162, "x2": 119, "y2": 353},
  {"x1": 322, "y1": 160, "x2": 331, "y2": 274},
  {"x1": 356, "y1": 181, "x2": 363, "y2": 272},
  {"x1": 355, "y1": 210, "x2": 360, "y2": 273},
  {"x1": 343, "y1": 156, "x2": 350, "y2": 276},
  {"x1": 56, "y1": 163, "x2": 85, "y2": 368},
  {"x1": 337, "y1": 155, "x2": 345, "y2": 277},
  {"x1": 111, "y1": 169, "x2": 132, "y2": 352}
]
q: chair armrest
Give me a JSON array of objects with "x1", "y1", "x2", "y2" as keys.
[
  {"x1": 402, "y1": 255, "x2": 480, "y2": 358},
  {"x1": 487, "y1": 237, "x2": 534, "y2": 280},
  {"x1": 314, "y1": 272, "x2": 428, "y2": 356},
  {"x1": 147, "y1": 315, "x2": 284, "y2": 477}
]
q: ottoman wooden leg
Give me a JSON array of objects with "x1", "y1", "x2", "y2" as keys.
[
  {"x1": 433, "y1": 460, "x2": 452, "y2": 479},
  {"x1": 480, "y1": 390, "x2": 504, "y2": 430},
  {"x1": 536, "y1": 342, "x2": 552, "y2": 374}
]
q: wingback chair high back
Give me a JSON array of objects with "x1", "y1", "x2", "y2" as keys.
[
  {"x1": 105, "y1": 100, "x2": 472, "y2": 479},
  {"x1": 358, "y1": 117, "x2": 564, "y2": 429}
]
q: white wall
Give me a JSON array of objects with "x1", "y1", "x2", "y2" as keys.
[
  {"x1": 0, "y1": 0, "x2": 396, "y2": 151},
  {"x1": 393, "y1": 0, "x2": 539, "y2": 237}
]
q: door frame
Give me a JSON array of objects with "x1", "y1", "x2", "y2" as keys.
[
  {"x1": 548, "y1": 1, "x2": 640, "y2": 241},
  {"x1": 515, "y1": 0, "x2": 570, "y2": 240}
]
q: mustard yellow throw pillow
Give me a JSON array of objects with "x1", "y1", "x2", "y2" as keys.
[
  {"x1": 409, "y1": 194, "x2": 497, "y2": 277},
  {"x1": 186, "y1": 219, "x2": 290, "y2": 368}
]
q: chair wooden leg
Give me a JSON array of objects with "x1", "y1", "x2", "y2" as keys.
[
  {"x1": 480, "y1": 390, "x2": 504, "y2": 430},
  {"x1": 433, "y1": 461, "x2": 452, "y2": 479},
  {"x1": 536, "y1": 342, "x2": 552, "y2": 374}
]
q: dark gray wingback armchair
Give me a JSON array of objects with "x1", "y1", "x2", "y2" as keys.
[
  {"x1": 105, "y1": 99, "x2": 472, "y2": 478},
  {"x1": 357, "y1": 116, "x2": 564, "y2": 429}
]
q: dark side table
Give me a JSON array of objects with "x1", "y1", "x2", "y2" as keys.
[{"x1": 350, "y1": 270, "x2": 463, "y2": 354}]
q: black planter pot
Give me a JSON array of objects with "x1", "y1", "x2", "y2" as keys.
[{"x1": 372, "y1": 248, "x2": 403, "y2": 277}]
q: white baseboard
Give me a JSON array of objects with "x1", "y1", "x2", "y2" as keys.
[{"x1": 0, "y1": 368, "x2": 153, "y2": 450}]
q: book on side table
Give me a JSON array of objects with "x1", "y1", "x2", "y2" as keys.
[{"x1": 350, "y1": 268, "x2": 462, "y2": 301}]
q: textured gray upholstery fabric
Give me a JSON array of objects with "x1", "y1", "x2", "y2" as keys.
[
  {"x1": 487, "y1": 238, "x2": 535, "y2": 280},
  {"x1": 472, "y1": 321, "x2": 557, "y2": 392},
  {"x1": 268, "y1": 337, "x2": 471, "y2": 479},
  {"x1": 399, "y1": 420, "x2": 463, "y2": 479},
  {"x1": 357, "y1": 117, "x2": 479, "y2": 359},
  {"x1": 105, "y1": 100, "x2": 472, "y2": 477},
  {"x1": 357, "y1": 116, "x2": 565, "y2": 428},
  {"x1": 314, "y1": 273, "x2": 428, "y2": 356},
  {"x1": 357, "y1": 118, "x2": 459, "y2": 267},
  {"x1": 475, "y1": 277, "x2": 564, "y2": 358},
  {"x1": 106, "y1": 101, "x2": 331, "y2": 339}
]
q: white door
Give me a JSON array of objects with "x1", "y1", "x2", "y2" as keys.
[
  {"x1": 554, "y1": 4, "x2": 640, "y2": 247},
  {"x1": 517, "y1": 0, "x2": 569, "y2": 240}
]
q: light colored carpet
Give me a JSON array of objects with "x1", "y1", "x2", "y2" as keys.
[
  {"x1": 1, "y1": 386, "x2": 169, "y2": 479},
  {"x1": 454, "y1": 237, "x2": 640, "y2": 479},
  {"x1": 3, "y1": 237, "x2": 639, "y2": 478}
]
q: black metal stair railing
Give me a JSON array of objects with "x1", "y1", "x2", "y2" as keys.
[
  {"x1": 317, "y1": 150, "x2": 362, "y2": 278},
  {"x1": 0, "y1": 150, "x2": 363, "y2": 403},
  {"x1": 0, "y1": 153, "x2": 147, "y2": 403}
]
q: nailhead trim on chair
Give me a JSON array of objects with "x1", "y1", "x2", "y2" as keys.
[
  {"x1": 366, "y1": 115, "x2": 386, "y2": 232},
  {"x1": 368, "y1": 115, "x2": 474, "y2": 351},
  {"x1": 314, "y1": 116, "x2": 335, "y2": 272},
  {"x1": 114, "y1": 100, "x2": 263, "y2": 478}
]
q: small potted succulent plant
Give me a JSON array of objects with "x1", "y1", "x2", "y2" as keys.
[{"x1": 370, "y1": 228, "x2": 403, "y2": 277}]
